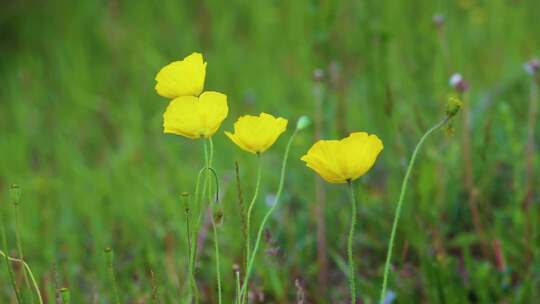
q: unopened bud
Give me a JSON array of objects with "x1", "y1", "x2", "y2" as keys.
[
  {"x1": 296, "y1": 116, "x2": 311, "y2": 131},
  {"x1": 449, "y1": 73, "x2": 470, "y2": 93},
  {"x1": 446, "y1": 96, "x2": 463, "y2": 117},
  {"x1": 213, "y1": 207, "x2": 224, "y2": 225}
]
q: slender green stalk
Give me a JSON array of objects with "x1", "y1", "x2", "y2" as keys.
[
  {"x1": 379, "y1": 116, "x2": 450, "y2": 303},
  {"x1": 0, "y1": 249, "x2": 44, "y2": 304},
  {"x1": 244, "y1": 155, "x2": 262, "y2": 298},
  {"x1": 235, "y1": 269, "x2": 241, "y2": 304},
  {"x1": 1, "y1": 222, "x2": 22, "y2": 304},
  {"x1": 239, "y1": 129, "x2": 299, "y2": 301},
  {"x1": 60, "y1": 288, "x2": 70, "y2": 304},
  {"x1": 11, "y1": 185, "x2": 34, "y2": 303},
  {"x1": 105, "y1": 247, "x2": 121, "y2": 304},
  {"x1": 206, "y1": 138, "x2": 222, "y2": 304},
  {"x1": 347, "y1": 181, "x2": 357, "y2": 304},
  {"x1": 181, "y1": 192, "x2": 196, "y2": 301}
]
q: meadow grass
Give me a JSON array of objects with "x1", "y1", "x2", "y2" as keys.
[{"x1": 1, "y1": 0, "x2": 540, "y2": 302}]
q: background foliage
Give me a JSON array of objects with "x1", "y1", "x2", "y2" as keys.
[{"x1": 1, "y1": 0, "x2": 539, "y2": 302}]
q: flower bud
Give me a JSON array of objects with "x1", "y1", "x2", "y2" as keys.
[
  {"x1": 213, "y1": 207, "x2": 224, "y2": 226},
  {"x1": 449, "y1": 73, "x2": 469, "y2": 93},
  {"x1": 446, "y1": 96, "x2": 463, "y2": 117},
  {"x1": 296, "y1": 115, "x2": 311, "y2": 131}
]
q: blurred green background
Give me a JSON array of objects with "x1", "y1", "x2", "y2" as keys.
[{"x1": 1, "y1": 0, "x2": 539, "y2": 303}]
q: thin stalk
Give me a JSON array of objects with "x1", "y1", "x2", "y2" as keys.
[
  {"x1": 245, "y1": 155, "x2": 262, "y2": 294},
  {"x1": 0, "y1": 249, "x2": 44, "y2": 304},
  {"x1": 1, "y1": 210, "x2": 22, "y2": 304},
  {"x1": 379, "y1": 116, "x2": 450, "y2": 303},
  {"x1": 105, "y1": 248, "x2": 121, "y2": 304},
  {"x1": 347, "y1": 180, "x2": 357, "y2": 304},
  {"x1": 239, "y1": 129, "x2": 299, "y2": 301},
  {"x1": 186, "y1": 143, "x2": 212, "y2": 304},
  {"x1": 235, "y1": 270, "x2": 241, "y2": 304},
  {"x1": 181, "y1": 192, "x2": 196, "y2": 301},
  {"x1": 206, "y1": 138, "x2": 222, "y2": 304},
  {"x1": 11, "y1": 185, "x2": 34, "y2": 303},
  {"x1": 60, "y1": 288, "x2": 70, "y2": 304}
]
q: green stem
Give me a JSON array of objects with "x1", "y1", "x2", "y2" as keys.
[
  {"x1": 105, "y1": 248, "x2": 121, "y2": 304},
  {"x1": 347, "y1": 181, "x2": 357, "y2": 304},
  {"x1": 239, "y1": 129, "x2": 299, "y2": 301},
  {"x1": 244, "y1": 154, "x2": 262, "y2": 296},
  {"x1": 235, "y1": 270, "x2": 241, "y2": 304},
  {"x1": 0, "y1": 222, "x2": 22, "y2": 304},
  {"x1": 206, "y1": 138, "x2": 222, "y2": 304},
  {"x1": 13, "y1": 196, "x2": 34, "y2": 303},
  {"x1": 0, "y1": 250, "x2": 43, "y2": 304},
  {"x1": 379, "y1": 116, "x2": 450, "y2": 303},
  {"x1": 60, "y1": 288, "x2": 71, "y2": 304}
]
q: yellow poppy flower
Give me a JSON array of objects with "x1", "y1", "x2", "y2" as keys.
[
  {"x1": 225, "y1": 113, "x2": 288, "y2": 154},
  {"x1": 163, "y1": 91, "x2": 228, "y2": 139},
  {"x1": 301, "y1": 132, "x2": 383, "y2": 184},
  {"x1": 155, "y1": 52, "x2": 207, "y2": 99}
]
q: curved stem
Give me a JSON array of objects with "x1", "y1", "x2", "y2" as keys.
[
  {"x1": 0, "y1": 250, "x2": 43, "y2": 304},
  {"x1": 347, "y1": 180, "x2": 357, "y2": 304},
  {"x1": 379, "y1": 116, "x2": 450, "y2": 303},
  {"x1": 245, "y1": 155, "x2": 262, "y2": 289},
  {"x1": 239, "y1": 129, "x2": 299, "y2": 301},
  {"x1": 1, "y1": 222, "x2": 22, "y2": 304},
  {"x1": 13, "y1": 200, "x2": 34, "y2": 303}
]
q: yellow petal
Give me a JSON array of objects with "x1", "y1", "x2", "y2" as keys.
[
  {"x1": 162, "y1": 91, "x2": 228, "y2": 139},
  {"x1": 163, "y1": 96, "x2": 201, "y2": 139},
  {"x1": 155, "y1": 52, "x2": 206, "y2": 98},
  {"x1": 226, "y1": 112, "x2": 288, "y2": 154},
  {"x1": 198, "y1": 91, "x2": 229, "y2": 137},
  {"x1": 301, "y1": 132, "x2": 383, "y2": 183},
  {"x1": 301, "y1": 140, "x2": 348, "y2": 183}
]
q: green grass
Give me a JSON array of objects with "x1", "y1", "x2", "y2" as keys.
[{"x1": 1, "y1": 0, "x2": 539, "y2": 302}]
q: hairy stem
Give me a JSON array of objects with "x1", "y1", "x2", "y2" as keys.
[
  {"x1": 105, "y1": 248, "x2": 121, "y2": 304},
  {"x1": 244, "y1": 154, "x2": 262, "y2": 299},
  {"x1": 239, "y1": 129, "x2": 299, "y2": 301},
  {"x1": 206, "y1": 138, "x2": 222, "y2": 304}
]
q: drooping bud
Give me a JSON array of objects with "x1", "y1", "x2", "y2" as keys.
[
  {"x1": 446, "y1": 96, "x2": 463, "y2": 117},
  {"x1": 296, "y1": 115, "x2": 311, "y2": 131},
  {"x1": 213, "y1": 207, "x2": 224, "y2": 226}
]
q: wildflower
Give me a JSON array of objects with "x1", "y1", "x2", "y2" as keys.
[
  {"x1": 524, "y1": 58, "x2": 539, "y2": 75},
  {"x1": 301, "y1": 132, "x2": 383, "y2": 184},
  {"x1": 432, "y1": 14, "x2": 444, "y2": 28},
  {"x1": 163, "y1": 91, "x2": 228, "y2": 139},
  {"x1": 225, "y1": 113, "x2": 288, "y2": 154},
  {"x1": 155, "y1": 52, "x2": 207, "y2": 98},
  {"x1": 449, "y1": 73, "x2": 469, "y2": 93}
]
